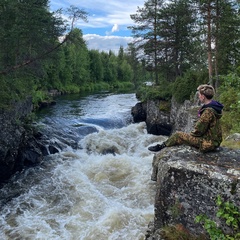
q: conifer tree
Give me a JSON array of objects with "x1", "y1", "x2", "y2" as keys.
[{"x1": 130, "y1": 0, "x2": 164, "y2": 84}]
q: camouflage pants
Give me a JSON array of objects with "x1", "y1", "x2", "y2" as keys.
[
  {"x1": 165, "y1": 131, "x2": 200, "y2": 148},
  {"x1": 151, "y1": 131, "x2": 208, "y2": 181},
  {"x1": 151, "y1": 132, "x2": 200, "y2": 181}
]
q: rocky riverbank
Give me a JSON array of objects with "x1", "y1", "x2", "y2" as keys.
[
  {"x1": 131, "y1": 98, "x2": 198, "y2": 136},
  {"x1": 146, "y1": 146, "x2": 240, "y2": 239},
  {"x1": 131, "y1": 98, "x2": 240, "y2": 239},
  {"x1": 0, "y1": 97, "x2": 59, "y2": 185}
]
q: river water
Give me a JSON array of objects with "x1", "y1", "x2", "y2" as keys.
[{"x1": 0, "y1": 92, "x2": 166, "y2": 240}]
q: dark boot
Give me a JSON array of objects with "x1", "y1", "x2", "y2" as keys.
[{"x1": 148, "y1": 142, "x2": 166, "y2": 152}]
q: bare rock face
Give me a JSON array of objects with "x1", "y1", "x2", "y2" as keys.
[
  {"x1": 145, "y1": 100, "x2": 172, "y2": 136},
  {"x1": 131, "y1": 98, "x2": 199, "y2": 136},
  {"x1": 131, "y1": 102, "x2": 147, "y2": 123},
  {"x1": 0, "y1": 98, "x2": 43, "y2": 183},
  {"x1": 0, "y1": 97, "x2": 74, "y2": 184},
  {"x1": 147, "y1": 146, "x2": 240, "y2": 239},
  {"x1": 132, "y1": 98, "x2": 240, "y2": 239},
  {"x1": 170, "y1": 98, "x2": 199, "y2": 133},
  {"x1": 131, "y1": 100, "x2": 172, "y2": 136}
]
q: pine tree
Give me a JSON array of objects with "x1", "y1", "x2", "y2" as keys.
[
  {"x1": 129, "y1": 0, "x2": 164, "y2": 84},
  {"x1": 130, "y1": 0, "x2": 198, "y2": 84},
  {"x1": 157, "y1": 0, "x2": 197, "y2": 81}
]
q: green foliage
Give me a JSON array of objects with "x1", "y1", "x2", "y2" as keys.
[
  {"x1": 195, "y1": 196, "x2": 240, "y2": 240},
  {"x1": 218, "y1": 72, "x2": 240, "y2": 135},
  {"x1": 0, "y1": 74, "x2": 36, "y2": 108},
  {"x1": 89, "y1": 49, "x2": 104, "y2": 83},
  {"x1": 63, "y1": 84, "x2": 81, "y2": 93},
  {"x1": 0, "y1": 1, "x2": 142, "y2": 107},
  {"x1": 93, "y1": 81, "x2": 110, "y2": 91},
  {"x1": 172, "y1": 70, "x2": 208, "y2": 103},
  {"x1": 136, "y1": 81, "x2": 172, "y2": 102},
  {"x1": 170, "y1": 199, "x2": 182, "y2": 220},
  {"x1": 160, "y1": 225, "x2": 207, "y2": 240},
  {"x1": 214, "y1": 1, "x2": 240, "y2": 74},
  {"x1": 32, "y1": 90, "x2": 49, "y2": 107},
  {"x1": 0, "y1": 78, "x2": 15, "y2": 109},
  {"x1": 216, "y1": 196, "x2": 240, "y2": 231},
  {"x1": 195, "y1": 214, "x2": 225, "y2": 240},
  {"x1": 0, "y1": 0, "x2": 149, "y2": 107},
  {"x1": 111, "y1": 81, "x2": 134, "y2": 90},
  {"x1": 1, "y1": 0, "x2": 240, "y2": 125}
]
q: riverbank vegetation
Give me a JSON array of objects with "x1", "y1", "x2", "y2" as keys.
[
  {"x1": 1, "y1": 0, "x2": 240, "y2": 138},
  {"x1": 130, "y1": 0, "x2": 240, "y2": 138},
  {"x1": 0, "y1": 1, "x2": 151, "y2": 109},
  {"x1": 0, "y1": 1, "x2": 239, "y2": 239}
]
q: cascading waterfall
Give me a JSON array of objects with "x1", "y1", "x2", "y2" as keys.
[{"x1": 0, "y1": 92, "x2": 167, "y2": 240}]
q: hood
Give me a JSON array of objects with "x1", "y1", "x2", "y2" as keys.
[{"x1": 199, "y1": 100, "x2": 224, "y2": 118}]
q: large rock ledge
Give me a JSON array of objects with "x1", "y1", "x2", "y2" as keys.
[
  {"x1": 131, "y1": 98, "x2": 198, "y2": 136},
  {"x1": 146, "y1": 146, "x2": 240, "y2": 239},
  {"x1": 0, "y1": 98, "x2": 59, "y2": 185}
]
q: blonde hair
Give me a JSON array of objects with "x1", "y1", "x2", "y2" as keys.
[{"x1": 197, "y1": 84, "x2": 215, "y2": 99}]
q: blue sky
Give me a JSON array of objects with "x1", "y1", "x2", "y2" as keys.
[{"x1": 49, "y1": 0, "x2": 145, "y2": 53}]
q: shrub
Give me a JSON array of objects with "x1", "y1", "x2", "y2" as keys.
[
  {"x1": 195, "y1": 196, "x2": 240, "y2": 240},
  {"x1": 172, "y1": 70, "x2": 208, "y2": 103},
  {"x1": 218, "y1": 73, "x2": 240, "y2": 135},
  {"x1": 136, "y1": 81, "x2": 172, "y2": 102},
  {"x1": 111, "y1": 81, "x2": 134, "y2": 90},
  {"x1": 160, "y1": 225, "x2": 207, "y2": 240}
]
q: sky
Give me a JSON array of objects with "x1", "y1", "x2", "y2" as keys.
[{"x1": 49, "y1": 0, "x2": 145, "y2": 53}]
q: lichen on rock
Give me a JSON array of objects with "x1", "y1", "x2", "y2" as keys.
[{"x1": 147, "y1": 146, "x2": 240, "y2": 239}]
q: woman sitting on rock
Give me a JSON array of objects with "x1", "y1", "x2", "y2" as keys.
[{"x1": 148, "y1": 84, "x2": 224, "y2": 153}]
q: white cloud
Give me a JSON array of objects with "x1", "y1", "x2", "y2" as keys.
[
  {"x1": 105, "y1": 24, "x2": 119, "y2": 36},
  {"x1": 111, "y1": 24, "x2": 119, "y2": 33},
  {"x1": 83, "y1": 34, "x2": 134, "y2": 53},
  {"x1": 50, "y1": 0, "x2": 145, "y2": 52},
  {"x1": 50, "y1": 0, "x2": 145, "y2": 31}
]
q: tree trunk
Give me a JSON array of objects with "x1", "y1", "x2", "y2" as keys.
[
  {"x1": 214, "y1": 0, "x2": 220, "y2": 90},
  {"x1": 154, "y1": 0, "x2": 159, "y2": 85},
  {"x1": 207, "y1": 0, "x2": 213, "y2": 85}
]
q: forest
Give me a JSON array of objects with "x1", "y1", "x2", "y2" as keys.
[
  {"x1": 0, "y1": 0, "x2": 240, "y2": 136},
  {"x1": 0, "y1": 1, "x2": 150, "y2": 108}
]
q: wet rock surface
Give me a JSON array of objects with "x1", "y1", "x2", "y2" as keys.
[
  {"x1": 131, "y1": 98, "x2": 199, "y2": 136},
  {"x1": 133, "y1": 99, "x2": 240, "y2": 239},
  {"x1": 0, "y1": 98, "x2": 59, "y2": 184},
  {"x1": 132, "y1": 100, "x2": 172, "y2": 136},
  {"x1": 146, "y1": 146, "x2": 240, "y2": 239}
]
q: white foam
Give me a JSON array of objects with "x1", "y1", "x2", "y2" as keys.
[{"x1": 0, "y1": 122, "x2": 164, "y2": 240}]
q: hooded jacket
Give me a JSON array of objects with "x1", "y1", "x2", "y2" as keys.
[{"x1": 191, "y1": 100, "x2": 224, "y2": 152}]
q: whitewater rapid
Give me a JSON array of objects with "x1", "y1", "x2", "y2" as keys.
[{"x1": 0, "y1": 93, "x2": 167, "y2": 240}]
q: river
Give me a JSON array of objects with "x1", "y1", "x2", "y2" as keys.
[{"x1": 0, "y1": 91, "x2": 164, "y2": 240}]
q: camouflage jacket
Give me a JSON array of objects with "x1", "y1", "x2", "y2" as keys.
[{"x1": 191, "y1": 100, "x2": 224, "y2": 152}]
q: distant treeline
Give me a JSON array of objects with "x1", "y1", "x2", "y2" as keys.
[
  {"x1": 0, "y1": 1, "x2": 150, "y2": 108},
  {"x1": 1, "y1": 0, "x2": 240, "y2": 137}
]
